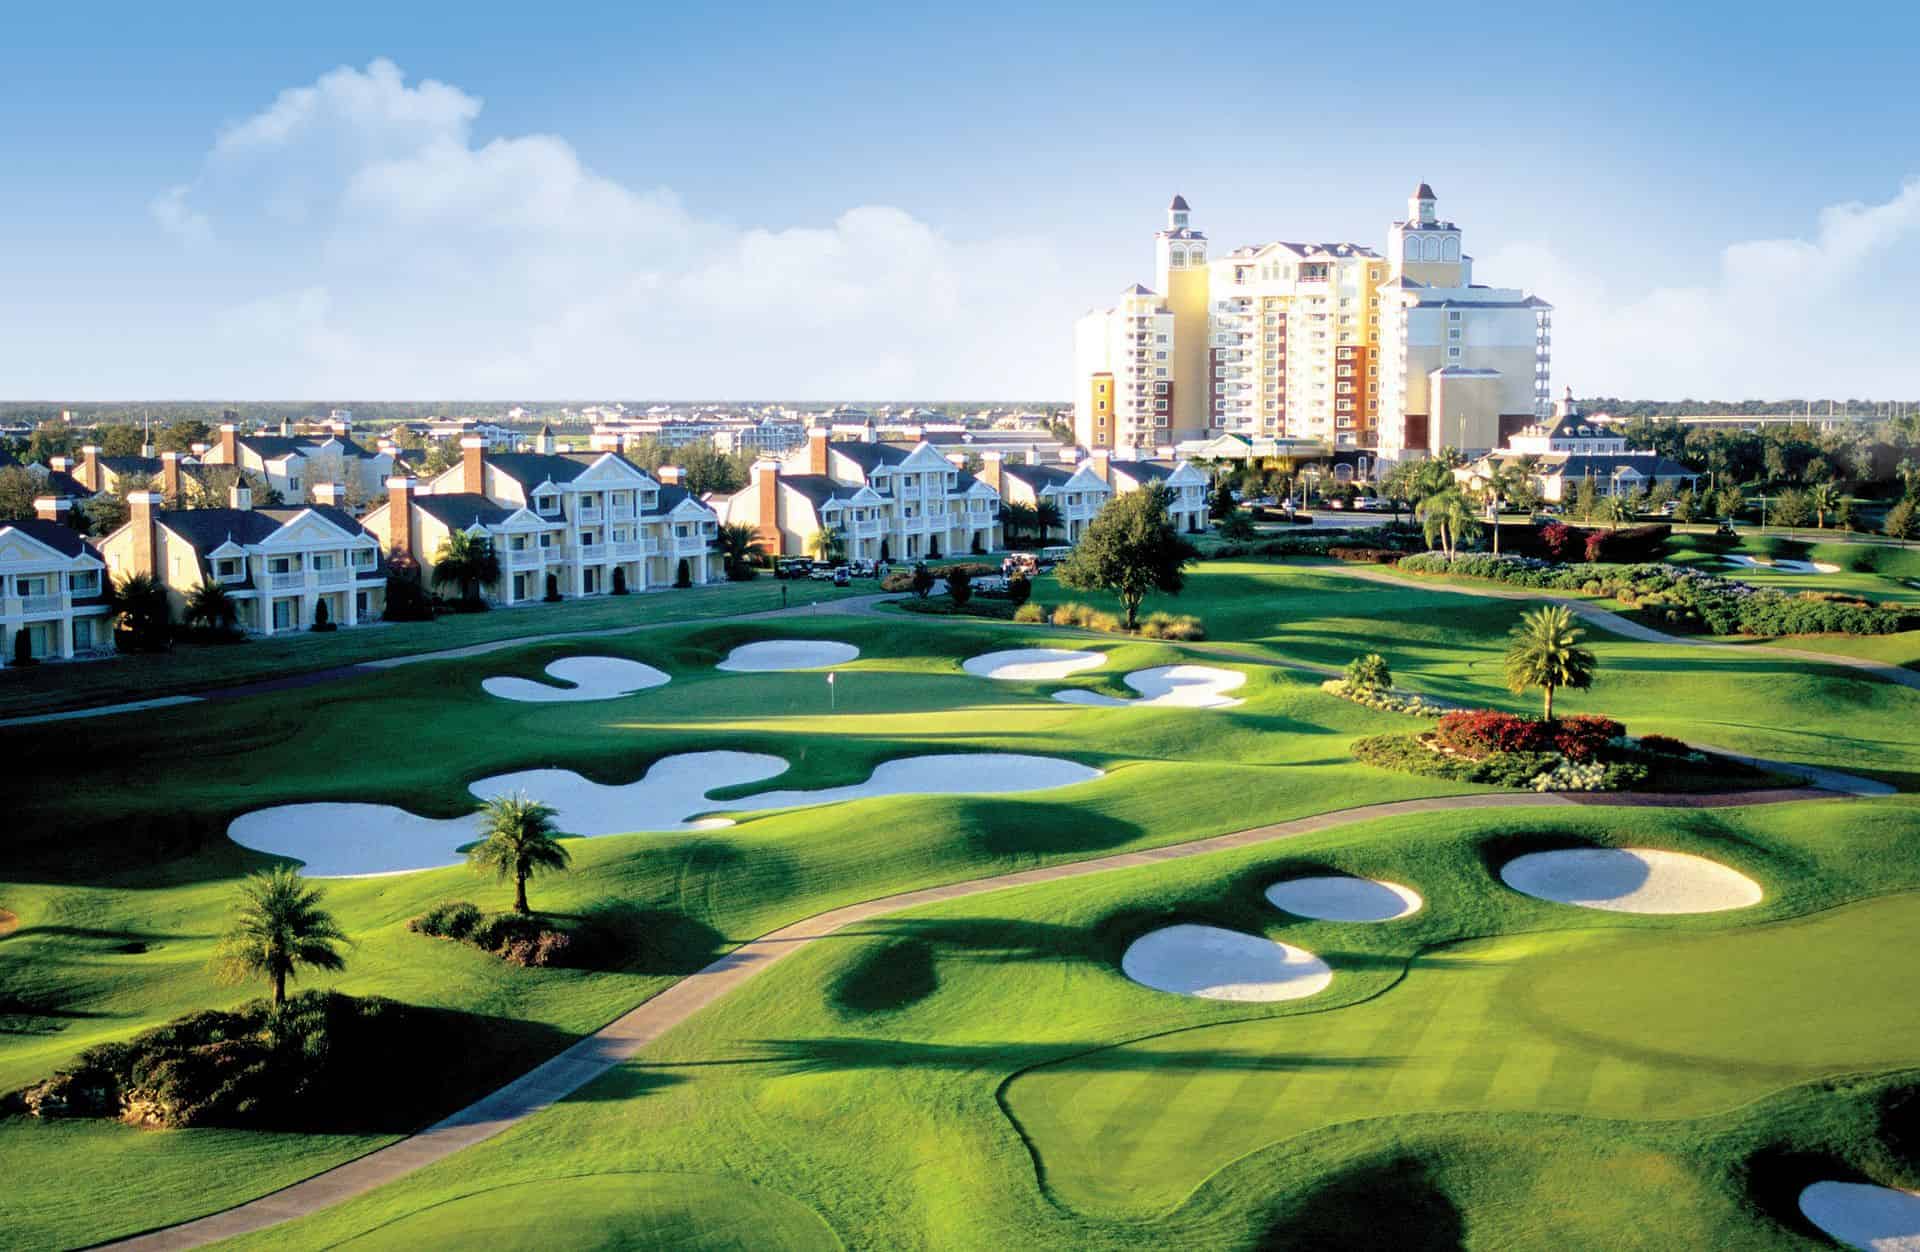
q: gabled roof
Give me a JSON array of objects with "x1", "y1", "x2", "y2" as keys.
[
  {"x1": 776, "y1": 474, "x2": 866, "y2": 511},
  {"x1": 1123, "y1": 282, "x2": 1158, "y2": 296},
  {"x1": 653, "y1": 484, "x2": 716, "y2": 517},
  {"x1": 830, "y1": 442, "x2": 914, "y2": 473},
  {"x1": 37, "y1": 469, "x2": 94, "y2": 499},
  {"x1": 414, "y1": 493, "x2": 520, "y2": 530},
  {"x1": 100, "y1": 455, "x2": 164, "y2": 478},
  {"x1": 235, "y1": 435, "x2": 320, "y2": 459},
  {"x1": 1414, "y1": 182, "x2": 1436, "y2": 199},
  {"x1": 1169, "y1": 194, "x2": 1190, "y2": 211},
  {"x1": 999, "y1": 462, "x2": 1081, "y2": 491},
  {"x1": 0, "y1": 518, "x2": 98, "y2": 560},
  {"x1": 487, "y1": 452, "x2": 592, "y2": 488},
  {"x1": 1540, "y1": 454, "x2": 1700, "y2": 480},
  {"x1": 153, "y1": 508, "x2": 285, "y2": 552},
  {"x1": 258, "y1": 505, "x2": 377, "y2": 540}
]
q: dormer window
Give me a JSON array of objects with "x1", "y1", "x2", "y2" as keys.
[{"x1": 535, "y1": 494, "x2": 559, "y2": 516}]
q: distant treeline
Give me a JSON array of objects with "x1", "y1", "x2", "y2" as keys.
[
  {"x1": 0, "y1": 400, "x2": 1067, "y2": 426},
  {"x1": 1580, "y1": 397, "x2": 1917, "y2": 418}
]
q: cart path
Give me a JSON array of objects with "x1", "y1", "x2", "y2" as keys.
[{"x1": 110, "y1": 769, "x2": 1885, "y2": 1250}]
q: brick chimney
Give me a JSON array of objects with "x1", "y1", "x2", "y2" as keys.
[
  {"x1": 127, "y1": 491, "x2": 162, "y2": 577},
  {"x1": 78, "y1": 445, "x2": 102, "y2": 492},
  {"x1": 752, "y1": 459, "x2": 782, "y2": 554},
  {"x1": 1088, "y1": 450, "x2": 1111, "y2": 483},
  {"x1": 219, "y1": 423, "x2": 238, "y2": 464},
  {"x1": 33, "y1": 496, "x2": 68, "y2": 523},
  {"x1": 386, "y1": 477, "x2": 416, "y2": 559},
  {"x1": 807, "y1": 427, "x2": 830, "y2": 474},
  {"x1": 161, "y1": 452, "x2": 182, "y2": 501},
  {"x1": 656, "y1": 466, "x2": 685, "y2": 486},
  {"x1": 978, "y1": 451, "x2": 1003, "y2": 494},
  {"x1": 461, "y1": 436, "x2": 487, "y2": 494}
]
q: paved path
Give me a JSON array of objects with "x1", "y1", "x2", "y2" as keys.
[
  {"x1": 1333, "y1": 565, "x2": 1920, "y2": 690},
  {"x1": 113, "y1": 771, "x2": 1876, "y2": 1250}
]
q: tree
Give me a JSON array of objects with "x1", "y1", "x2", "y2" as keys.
[
  {"x1": 1056, "y1": 483, "x2": 1197, "y2": 630},
  {"x1": 1570, "y1": 473, "x2": 1600, "y2": 523},
  {"x1": 1416, "y1": 486, "x2": 1481, "y2": 560},
  {"x1": 1594, "y1": 493, "x2": 1632, "y2": 531},
  {"x1": 910, "y1": 562, "x2": 935, "y2": 599},
  {"x1": 431, "y1": 531, "x2": 501, "y2": 605},
  {"x1": 947, "y1": 565, "x2": 974, "y2": 608},
  {"x1": 1000, "y1": 500, "x2": 1038, "y2": 543},
  {"x1": 97, "y1": 425, "x2": 148, "y2": 457},
  {"x1": 1503, "y1": 605, "x2": 1596, "y2": 721},
  {"x1": 1714, "y1": 485, "x2": 1746, "y2": 521},
  {"x1": 808, "y1": 525, "x2": 844, "y2": 564},
  {"x1": 0, "y1": 466, "x2": 39, "y2": 522},
  {"x1": 82, "y1": 488, "x2": 130, "y2": 537},
  {"x1": 1033, "y1": 500, "x2": 1063, "y2": 540},
  {"x1": 1885, "y1": 499, "x2": 1919, "y2": 545},
  {"x1": 1207, "y1": 479, "x2": 1236, "y2": 522},
  {"x1": 1477, "y1": 461, "x2": 1528, "y2": 556},
  {"x1": 211, "y1": 866, "x2": 349, "y2": 1008},
  {"x1": 108, "y1": 572, "x2": 170, "y2": 651},
  {"x1": 184, "y1": 580, "x2": 239, "y2": 636},
  {"x1": 1672, "y1": 490, "x2": 1696, "y2": 524},
  {"x1": 383, "y1": 547, "x2": 435, "y2": 621},
  {"x1": 1345, "y1": 652, "x2": 1391, "y2": 692},
  {"x1": 1005, "y1": 571, "x2": 1031, "y2": 608},
  {"x1": 157, "y1": 419, "x2": 211, "y2": 454},
  {"x1": 1771, "y1": 488, "x2": 1812, "y2": 537},
  {"x1": 715, "y1": 522, "x2": 762, "y2": 580},
  {"x1": 469, "y1": 793, "x2": 572, "y2": 914},
  {"x1": 1808, "y1": 482, "x2": 1839, "y2": 529}
]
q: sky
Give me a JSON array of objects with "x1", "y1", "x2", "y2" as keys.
[{"x1": 2, "y1": 1, "x2": 1916, "y2": 402}]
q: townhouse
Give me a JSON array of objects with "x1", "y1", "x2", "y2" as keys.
[
  {"x1": 198, "y1": 422, "x2": 396, "y2": 505},
  {"x1": 364, "y1": 438, "x2": 721, "y2": 602},
  {"x1": 1464, "y1": 391, "x2": 1702, "y2": 503},
  {"x1": 0, "y1": 498, "x2": 112, "y2": 664},
  {"x1": 96, "y1": 486, "x2": 387, "y2": 634},
  {"x1": 978, "y1": 453, "x2": 1111, "y2": 544},
  {"x1": 723, "y1": 430, "x2": 1003, "y2": 561},
  {"x1": 1092, "y1": 453, "x2": 1210, "y2": 533}
]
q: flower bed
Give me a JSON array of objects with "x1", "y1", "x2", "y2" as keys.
[
  {"x1": 1350, "y1": 713, "x2": 1772, "y2": 793},
  {"x1": 1320, "y1": 679, "x2": 1445, "y2": 717},
  {"x1": 409, "y1": 900, "x2": 573, "y2": 968}
]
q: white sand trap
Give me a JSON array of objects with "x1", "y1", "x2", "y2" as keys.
[
  {"x1": 481, "y1": 656, "x2": 670, "y2": 703},
  {"x1": 1800, "y1": 1181, "x2": 1920, "y2": 1251},
  {"x1": 1121, "y1": 924, "x2": 1332, "y2": 1002},
  {"x1": 1499, "y1": 846, "x2": 1762, "y2": 914},
  {"x1": 1724, "y1": 555, "x2": 1841, "y2": 574},
  {"x1": 716, "y1": 639, "x2": 860, "y2": 671},
  {"x1": 1052, "y1": 665, "x2": 1246, "y2": 710},
  {"x1": 1264, "y1": 876, "x2": 1423, "y2": 922},
  {"x1": 229, "y1": 751, "x2": 1098, "y2": 876},
  {"x1": 962, "y1": 648, "x2": 1103, "y2": 681}
]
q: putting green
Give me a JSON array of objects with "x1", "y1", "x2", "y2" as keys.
[
  {"x1": 1006, "y1": 891, "x2": 1920, "y2": 1213},
  {"x1": 333, "y1": 1172, "x2": 841, "y2": 1250}
]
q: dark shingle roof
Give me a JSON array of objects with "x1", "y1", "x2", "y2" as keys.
[
  {"x1": 155, "y1": 508, "x2": 284, "y2": 551},
  {"x1": 1109, "y1": 460, "x2": 1175, "y2": 484},
  {"x1": 258, "y1": 505, "x2": 377, "y2": 539},
  {"x1": 776, "y1": 474, "x2": 863, "y2": 512},
  {"x1": 235, "y1": 435, "x2": 315, "y2": 459},
  {"x1": 2, "y1": 518, "x2": 97, "y2": 559},
  {"x1": 1169, "y1": 194, "x2": 1190, "y2": 211},
  {"x1": 829, "y1": 442, "x2": 913, "y2": 473},
  {"x1": 488, "y1": 452, "x2": 591, "y2": 487},
  {"x1": 1547, "y1": 454, "x2": 1699, "y2": 480},
  {"x1": 415, "y1": 493, "x2": 519, "y2": 529},
  {"x1": 100, "y1": 456, "x2": 164, "y2": 478},
  {"x1": 1414, "y1": 182, "x2": 1436, "y2": 199},
  {"x1": 999, "y1": 462, "x2": 1077, "y2": 490},
  {"x1": 37, "y1": 469, "x2": 93, "y2": 499}
]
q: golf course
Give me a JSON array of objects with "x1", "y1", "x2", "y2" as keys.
[{"x1": 5, "y1": 555, "x2": 1919, "y2": 1250}]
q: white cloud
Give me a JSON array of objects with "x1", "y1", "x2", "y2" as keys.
[
  {"x1": 1481, "y1": 179, "x2": 1920, "y2": 400},
  {"x1": 155, "y1": 59, "x2": 1075, "y2": 399},
  {"x1": 149, "y1": 184, "x2": 211, "y2": 245}
]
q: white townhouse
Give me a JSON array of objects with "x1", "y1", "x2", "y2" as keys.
[
  {"x1": 0, "y1": 499, "x2": 113, "y2": 664},
  {"x1": 723, "y1": 430, "x2": 1003, "y2": 561},
  {"x1": 369, "y1": 438, "x2": 720, "y2": 600},
  {"x1": 199, "y1": 422, "x2": 397, "y2": 505},
  {"x1": 981, "y1": 453, "x2": 1114, "y2": 544},
  {"x1": 96, "y1": 488, "x2": 387, "y2": 634},
  {"x1": 1093, "y1": 452, "x2": 1210, "y2": 533}
]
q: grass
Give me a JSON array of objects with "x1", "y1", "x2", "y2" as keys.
[
  {"x1": 6, "y1": 557, "x2": 1920, "y2": 1248},
  {"x1": 0, "y1": 577, "x2": 862, "y2": 720}
]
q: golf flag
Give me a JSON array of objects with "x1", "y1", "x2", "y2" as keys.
[{"x1": 827, "y1": 673, "x2": 836, "y2": 684}]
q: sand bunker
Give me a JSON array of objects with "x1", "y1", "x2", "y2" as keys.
[
  {"x1": 229, "y1": 751, "x2": 1100, "y2": 876},
  {"x1": 1799, "y1": 1181, "x2": 1920, "y2": 1251},
  {"x1": 1264, "y1": 876, "x2": 1423, "y2": 922},
  {"x1": 481, "y1": 656, "x2": 670, "y2": 703},
  {"x1": 1724, "y1": 554, "x2": 1842, "y2": 574},
  {"x1": 1499, "y1": 847, "x2": 1762, "y2": 914},
  {"x1": 716, "y1": 640, "x2": 860, "y2": 671},
  {"x1": 962, "y1": 648, "x2": 1103, "y2": 681},
  {"x1": 1053, "y1": 665, "x2": 1245, "y2": 710},
  {"x1": 1121, "y1": 924, "x2": 1332, "y2": 1002}
]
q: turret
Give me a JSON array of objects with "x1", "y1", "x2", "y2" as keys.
[{"x1": 1411, "y1": 182, "x2": 1437, "y2": 226}]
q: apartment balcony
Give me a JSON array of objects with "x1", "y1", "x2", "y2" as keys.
[
  {"x1": 611, "y1": 541, "x2": 644, "y2": 559},
  {"x1": 849, "y1": 518, "x2": 882, "y2": 536},
  {"x1": 506, "y1": 548, "x2": 543, "y2": 569},
  {"x1": 577, "y1": 543, "x2": 608, "y2": 562},
  {"x1": 576, "y1": 507, "x2": 603, "y2": 523},
  {"x1": 672, "y1": 538, "x2": 710, "y2": 556},
  {"x1": 609, "y1": 506, "x2": 635, "y2": 521},
  {"x1": 269, "y1": 571, "x2": 303, "y2": 591},
  {"x1": 13, "y1": 593, "x2": 65, "y2": 616},
  {"x1": 314, "y1": 568, "x2": 351, "y2": 587}
]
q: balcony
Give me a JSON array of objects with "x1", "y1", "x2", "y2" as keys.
[
  {"x1": 269, "y1": 571, "x2": 303, "y2": 591},
  {"x1": 609, "y1": 506, "x2": 635, "y2": 521},
  {"x1": 314, "y1": 568, "x2": 351, "y2": 587},
  {"x1": 576, "y1": 543, "x2": 607, "y2": 562},
  {"x1": 611, "y1": 541, "x2": 644, "y2": 559},
  {"x1": 672, "y1": 536, "x2": 709, "y2": 554},
  {"x1": 19, "y1": 593, "x2": 64, "y2": 615},
  {"x1": 506, "y1": 547, "x2": 542, "y2": 569}
]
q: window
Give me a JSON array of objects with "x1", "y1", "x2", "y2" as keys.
[
  {"x1": 1448, "y1": 347, "x2": 1462, "y2": 359},
  {"x1": 1448, "y1": 311, "x2": 1462, "y2": 321}
]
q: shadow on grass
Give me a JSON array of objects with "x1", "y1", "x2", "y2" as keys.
[
  {"x1": 670, "y1": 1035, "x2": 1402, "y2": 1078},
  {"x1": 1259, "y1": 1153, "x2": 1465, "y2": 1251}
]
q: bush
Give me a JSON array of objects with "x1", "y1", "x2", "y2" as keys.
[
  {"x1": 1328, "y1": 547, "x2": 1402, "y2": 564},
  {"x1": 1321, "y1": 679, "x2": 1443, "y2": 718},
  {"x1": 1012, "y1": 602, "x2": 1046, "y2": 623},
  {"x1": 880, "y1": 570, "x2": 916, "y2": 592},
  {"x1": 1005, "y1": 572, "x2": 1032, "y2": 607},
  {"x1": 674, "y1": 558, "x2": 692, "y2": 589},
  {"x1": 1216, "y1": 513, "x2": 1256, "y2": 541},
  {"x1": 946, "y1": 566, "x2": 974, "y2": 609},
  {"x1": 1137, "y1": 612, "x2": 1205, "y2": 640},
  {"x1": 1433, "y1": 710, "x2": 1547, "y2": 758},
  {"x1": 1050, "y1": 602, "x2": 1122, "y2": 632},
  {"x1": 407, "y1": 900, "x2": 483, "y2": 941},
  {"x1": 310, "y1": 600, "x2": 336, "y2": 633},
  {"x1": 1551, "y1": 714, "x2": 1626, "y2": 762},
  {"x1": 1635, "y1": 733, "x2": 1692, "y2": 756},
  {"x1": 1345, "y1": 652, "x2": 1392, "y2": 692}
]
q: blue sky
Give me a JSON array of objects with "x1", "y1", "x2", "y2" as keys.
[{"x1": 3, "y1": 1, "x2": 1916, "y2": 400}]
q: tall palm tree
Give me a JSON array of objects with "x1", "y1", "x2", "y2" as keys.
[
  {"x1": 1000, "y1": 500, "x2": 1038, "y2": 542},
  {"x1": 1416, "y1": 487, "x2": 1480, "y2": 560},
  {"x1": 108, "y1": 571, "x2": 171, "y2": 651},
  {"x1": 468, "y1": 792, "x2": 571, "y2": 914},
  {"x1": 808, "y1": 525, "x2": 845, "y2": 564},
  {"x1": 432, "y1": 530, "x2": 502, "y2": 605},
  {"x1": 715, "y1": 522, "x2": 762, "y2": 578},
  {"x1": 1809, "y1": 481, "x2": 1839, "y2": 529},
  {"x1": 1595, "y1": 493, "x2": 1632, "y2": 531},
  {"x1": 1033, "y1": 500, "x2": 1064, "y2": 540},
  {"x1": 1503, "y1": 605, "x2": 1596, "y2": 721},
  {"x1": 1478, "y1": 460, "x2": 1529, "y2": 556},
  {"x1": 211, "y1": 866, "x2": 350, "y2": 1008},
  {"x1": 184, "y1": 579, "x2": 238, "y2": 636}
]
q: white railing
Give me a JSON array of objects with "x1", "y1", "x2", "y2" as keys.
[
  {"x1": 314, "y1": 568, "x2": 350, "y2": 587},
  {"x1": 612, "y1": 541, "x2": 643, "y2": 559},
  {"x1": 507, "y1": 548, "x2": 542, "y2": 568},
  {"x1": 577, "y1": 543, "x2": 607, "y2": 561},
  {"x1": 673, "y1": 537, "x2": 709, "y2": 553},
  {"x1": 609, "y1": 506, "x2": 635, "y2": 520},
  {"x1": 270, "y1": 571, "x2": 303, "y2": 590},
  {"x1": 21, "y1": 593, "x2": 63, "y2": 614}
]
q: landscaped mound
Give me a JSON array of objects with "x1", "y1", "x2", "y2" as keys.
[
  {"x1": 1499, "y1": 847, "x2": 1763, "y2": 914},
  {"x1": 230, "y1": 751, "x2": 1103, "y2": 876},
  {"x1": 1352, "y1": 710, "x2": 1768, "y2": 793},
  {"x1": 480, "y1": 656, "x2": 670, "y2": 703},
  {"x1": 1052, "y1": 665, "x2": 1246, "y2": 709},
  {"x1": 1120, "y1": 924, "x2": 1331, "y2": 1002},
  {"x1": 408, "y1": 901, "x2": 572, "y2": 967},
  {"x1": 961, "y1": 648, "x2": 1103, "y2": 681},
  {"x1": 1798, "y1": 1181, "x2": 1920, "y2": 1250},
  {"x1": 716, "y1": 640, "x2": 860, "y2": 671},
  {"x1": 1264, "y1": 876, "x2": 1423, "y2": 922},
  {"x1": 6, "y1": 991, "x2": 448, "y2": 1130}
]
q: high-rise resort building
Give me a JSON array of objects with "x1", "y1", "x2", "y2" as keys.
[{"x1": 1072, "y1": 185, "x2": 1553, "y2": 462}]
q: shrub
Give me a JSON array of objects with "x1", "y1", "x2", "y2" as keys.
[
  {"x1": 407, "y1": 901, "x2": 483, "y2": 941},
  {"x1": 1328, "y1": 547, "x2": 1401, "y2": 564},
  {"x1": 1433, "y1": 709, "x2": 1549, "y2": 758},
  {"x1": 1540, "y1": 522, "x2": 1577, "y2": 560},
  {"x1": 1842, "y1": 546, "x2": 1883, "y2": 573},
  {"x1": 1216, "y1": 513, "x2": 1256, "y2": 540},
  {"x1": 880, "y1": 570, "x2": 916, "y2": 592},
  {"x1": 1636, "y1": 733, "x2": 1692, "y2": 756},
  {"x1": 1321, "y1": 679, "x2": 1443, "y2": 718},
  {"x1": 1137, "y1": 612, "x2": 1205, "y2": 640},
  {"x1": 1012, "y1": 602, "x2": 1046, "y2": 623},
  {"x1": 1344, "y1": 652, "x2": 1392, "y2": 692},
  {"x1": 674, "y1": 558, "x2": 692, "y2": 589},
  {"x1": 1551, "y1": 714, "x2": 1626, "y2": 762},
  {"x1": 500, "y1": 930, "x2": 572, "y2": 968},
  {"x1": 310, "y1": 600, "x2": 336, "y2": 633},
  {"x1": 1005, "y1": 572, "x2": 1032, "y2": 607},
  {"x1": 946, "y1": 566, "x2": 974, "y2": 609}
]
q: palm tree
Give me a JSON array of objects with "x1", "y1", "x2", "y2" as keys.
[
  {"x1": 1416, "y1": 486, "x2": 1480, "y2": 560},
  {"x1": 1000, "y1": 500, "x2": 1038, "y2": 542},
  {"x1": 1479, "y1": 461, "x2": 1529, "y2": 556},
  {"x1": 1503, "y1": 605, "x2": 1596, "y2": 721},
  {"x1": 431, "y1": 530, "x2": 502, "y2": 605},
  {"x1": 184, "y1": 579, "x2": 238, "y2": 636},
  {"x1": 108, "y1": 571, "x2": 171, "y2": 650},
  {"x1": 1033, "y1": 500, "x2": 1064, "y2": 540},
  {"x1": 808, "y1": 525, "x2": 844, "y2": 564},
  {"x1": 715, "y1": 522, "x2": 762, "y2": 578},
  {"x1": 468, "y1": 792, "x2": 571, "y2": 914},
  {"x1": 1809, "y1": 481, "x2": 1839, "y2": 529},
  {"x1": 211, "y1": 866, "x2": 350, "y2": 1008},
  {"x1": 1595, "y1": 493, "x2": 1632, "y2": 531}
]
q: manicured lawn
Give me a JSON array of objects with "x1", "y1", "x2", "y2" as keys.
[
  {"x1": 0, "y1": 577, "x2": 863, "y2": 720},
  {"x1": 7, "y1": 558, "x2": 1920, "y2": 1249},
  {"x1": 221, "y1": 798, "x2": 1920, "y2": 1250}
]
